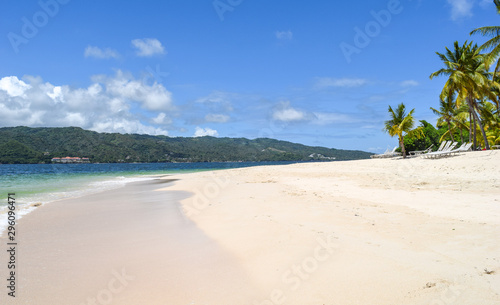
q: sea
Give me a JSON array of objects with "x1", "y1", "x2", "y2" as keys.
[{"x1": 0, "y1": 161, "x2": 298, "y2": 236}]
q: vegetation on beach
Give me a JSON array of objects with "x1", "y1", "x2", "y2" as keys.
[
  {"x1": 387, "y1": 1, "x2": 500, "y2": 156},
  {"x1": 0, "y1": 126, "x2": 371, "y2": 164},
  {"x1": 383, "y1": 103, "x2": 423, "y2": 158}
]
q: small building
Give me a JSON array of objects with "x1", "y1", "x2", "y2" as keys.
[{"x1": 51, "y1": 157, "x2": 90, "y2": 163}]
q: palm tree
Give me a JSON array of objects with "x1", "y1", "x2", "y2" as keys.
[
  {"x1": 478, "y1": 100, "x2": 500, "y2": 146},
  {"x1": 384, "y1": 103, "x2": 423, "y2": 158},
  {"x1": 430, "y1": 94, "x2": 456, "y2": 142},
  {"x1": 470, "y1": 0, "x2": 500, "y2": 81},
  {"x1": 430, "y1": 41, "x2": 493, "y2": 150},
  {"x1": 453, "y1": 104, "x2": 471, "y2": 144}
]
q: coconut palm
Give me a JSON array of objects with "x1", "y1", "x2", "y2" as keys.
[
  {"x1": 452, "y1": 104, "x2": 471, "y2": 143},
  {"x1": 478, "y1": 100, "x2": 500, "y2": 146},
  {"x1": 384, "y1": 103, "x2": 423, "y2": 158},
  {"x1": 470, "y1": 0, "x2": 500, "y2": 81},
  {"x1": 430, "y1": 41, "x2": 494, "y2": 150},
  {"x1": 431, "y1": 94, "x2": 457, "y2": 141}
]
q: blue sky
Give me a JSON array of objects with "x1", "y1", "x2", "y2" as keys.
[{"x1": 0, "y1": 0, "x2": 498, "y2": 152}]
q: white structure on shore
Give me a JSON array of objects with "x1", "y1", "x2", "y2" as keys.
[{"x1": 51, "y1": 157, "x2": 90, "y2": 163}]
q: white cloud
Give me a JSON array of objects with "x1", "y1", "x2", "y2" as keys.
[
  {"x1": 152, "y1": 112, "x2": 172, "y2": 125},
  {"x1": 0, "y1": 76, "x2": 31, "y2": 97},
  {"x1": 447, "y1": 0, "x2": 474, "y2": 20},
  {"x1": 205, "y1": 113, "x2": 230, "y2": 123},
  {"x1": 272, "y1": 101, "x2": 307, "y2": 122},
  {"x1": 0, "y1": 72, "x2": 174, "y2": 135},
  {"x1": 315, "y1": 77, "x2": 368, "y2": 89},
  {"x1": 276, "y1": 30, "x2": 293, "y2": 40},
  {"x1": 131, "y1": 38, "x2": 165, "y2": 57},
  {"x1": 94, "y1": 70, "x2": 173, "y2": 111},
  {"x1": 400, "y1": 80, "x2": 419, "y2": 87},
  {"x1": 84, "y1": 46, "x2": 120, "y2": 59},
  {"x1": 194, "y1": 127, "x2": 218, "y2": 137}
]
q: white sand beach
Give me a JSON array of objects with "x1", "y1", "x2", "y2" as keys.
[{"x1": 1, "y1": 150, "x2": 499, "y2": 304}]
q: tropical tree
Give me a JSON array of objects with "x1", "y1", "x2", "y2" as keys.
[
  {"x1": 470, "y1": 0, "x2": 500, "y2": 82},
  {"x1": 430, "y1": 94, "x2": 457, "y2": 141},
  {"x1": 478, "y1": 100, "x2": 500, "y2": 146},
  {"x1": 451, "y1": 104, "x2": 471, "y2": 144},
  {"x1": 403, "y1": 120, "x2": 440, "y2": 152},
  {"x1": 430, "y1": 41, "x2": 495, "y2": 150},
  {"x1": 384, "y1": 103, "x2": 423, "y2": 158}
]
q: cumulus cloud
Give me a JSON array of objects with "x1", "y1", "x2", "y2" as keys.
[
  {"x1": 97, "y1": 71, "x2": 173, "y2": 111},
  {"x1": 315, "y1": 77, "x2": 368, "y2": 89},
  {"x1": 0, "y1": 76, "x2": 31, "y2": 97},
  {"x1": 0, "y1": 72, "x2": 174, "y2": 135},
  {"x1": 152, "y1": 112, "x2": 172, "y2": 125},
  {"x1": 205, "y1": 113, "x2": 230, "y2": 123},
  {"x1": 276, "y1": 30, "x2": 293, "y2": 40},
  {"x1": 132, "y1": 38, "x2": 166, "y2": 57},
  {"x1": 270, "y1": 101, "x2": 361, "y2": 126},
  {"x1": 272, "y1": 101, "x2": 307, "y2": 122},
  {"x1": 447, "y1": 0, "x2": 474, "y2": 20},
  {"x1": 84, "y1": 46, "x2": 120, "y2": 59},
  {"x1": 194, "y1": 127, "x2": 218, "y2": 137}
]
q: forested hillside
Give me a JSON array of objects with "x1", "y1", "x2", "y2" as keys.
[{"x1": 0, "y1": 127, "x2": 371, "y2": 164}]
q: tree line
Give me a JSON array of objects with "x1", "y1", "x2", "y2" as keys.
[
  {"x1": 0, "y1": 126, "x2": 371, "y2": 164},
  {"x1": 384, "y1": 1, "x2": 500, "y2": 157}
]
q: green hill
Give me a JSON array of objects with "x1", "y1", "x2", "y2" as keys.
[{"x1": 0, "y1": 126, "x2": 372, "y2": 164}]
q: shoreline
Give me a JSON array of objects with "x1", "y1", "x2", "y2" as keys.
[
  {"x1": 0, "y1": 179, "x2": 261, "y2": 304},
  {"x1": 0, "y1": 174, "x2": 164, "y2": 238},
  {"x1": 1, "y1": 151, "x2": 499, "y2": 304},
  {"x1": 0, "y1": 161, "x2": 327, "y2": 238}
]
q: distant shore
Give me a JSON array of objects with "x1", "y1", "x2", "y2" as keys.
[{"x1": 1, "y1": 150, "x2": 499, "y2": 304}]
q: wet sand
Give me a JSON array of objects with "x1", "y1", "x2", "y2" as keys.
[{"x1": 0, "y1": 179, "x2": 259, "y2": 304}]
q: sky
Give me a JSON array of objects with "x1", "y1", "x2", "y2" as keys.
[{"x1": 0, "y1": 0, "x2": 498, "y2": 153}]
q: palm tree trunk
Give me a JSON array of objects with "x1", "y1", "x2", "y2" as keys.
[
  {"x1": 399, "y1": 135, "x2": 406, "y2": 159},
  {"x1": 447, "y1": 121, "x2": 452, "y2": 141},
  {"x1": 473, "y1": 114, "x2": 477, "y2": 149},
  {"x1": 469, "y1": 111, "x2": 473, "y2": 145},
  {"x1": 473, "y1": 107, "x2": 490, "y2": 150},
  {"x1": 468, "y1": 97, "x2": 490, "y2": 150}
]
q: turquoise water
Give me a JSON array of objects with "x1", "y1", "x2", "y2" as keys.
[{"x1": 0, "y1": 162, "x2": 298, "y2": 235}]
